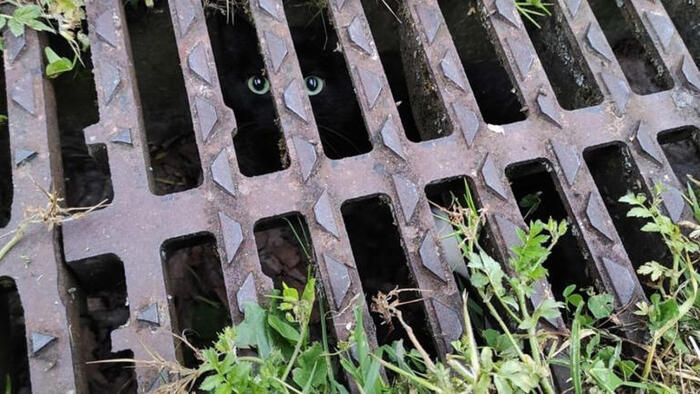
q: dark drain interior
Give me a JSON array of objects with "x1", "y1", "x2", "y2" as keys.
[
  {"x1": 254, "y1": 213, "x2": 314, "y2": 292},
  {"x1": 126, "y1": 0, "x2": 203, "y2": 193},
  {"x1": 285, "y1": 2, "x2": 373, "y2": 159},
  {"x1": 661, "y1": 0, "x2": 699, "y2": 65},
  {"x1": 0, "y1": 277, "x2": 31, "y2": 394},
  {"x1": 341, "y1": 195, "x2": 436, "y2": 356},
  {"x1": 584, "y1": 143, "x2": 670, "y2": 293},
  {"x1": 658, "y1": 126, "x2": 700, "y2": 183},
  {"x1": 521, "y1": 2, "x2": 603, "y2": 109},
  {"x1": 361, "y1": 0, "x2": 451, "y2": 142},
  {"x1": 587, "y1": 0, "x2": 673, "y2": 95},
  {"x1": 49, "y1": 34, "x2": 113, "y2": 209},
  {"x1": 425, "y1": 176, "x2": 498, "y2": 340},
  {"x1": 205, "y1": 8, "x2": 290, "y2": 176},
  {"x1": 162, "y1": 233, "x2": 231, "y2": 368},
  {"x1": 507, "y1": 161, "x2": 593, "y2": 302},
  {"x1": 437, "y1": 0, "x2": 526, "y2": 125},
  {"x1": 65, "y1": 254, "x2": 136, "y2": 393},
  {"x1": 0, "y1": 61, "x2": 10, "y2": 229}
]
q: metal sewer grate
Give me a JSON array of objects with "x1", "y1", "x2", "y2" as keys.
[{"x1": 0, "y1": 0, "x2": 699, "y2": 391}]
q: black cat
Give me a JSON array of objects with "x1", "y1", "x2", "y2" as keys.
[{"x1": 211, "y1": 11, "x2": 370, "y2": 174}]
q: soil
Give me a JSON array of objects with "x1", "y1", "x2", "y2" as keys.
[
  {"x1": 0, "y1": 277, "x2": 31, "y2": 394},
  {"x1": 163, "y1": 236, "x2": 231, "y2": 368}
]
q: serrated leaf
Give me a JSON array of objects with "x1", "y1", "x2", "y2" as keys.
[
  {"x1": 7, "y1": 19, "x2": 23, "y2": 37},
  {"x1": 627, "y1": 207, "x2": 652, "y2": 218},
  {"x1": 588, "y1": 360, "x2": 623, "y2": 392},
  {"x1": 587, "y1": 293, "x2": 614, "y2": 320}
]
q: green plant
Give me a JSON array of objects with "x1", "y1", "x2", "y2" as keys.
[{"x1": 515, "y1": 0, "x2": 552, "y2": 28}]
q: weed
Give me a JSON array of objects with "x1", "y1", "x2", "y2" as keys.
[
  {"x1": 0, "y1": 180, "x2": 106, "y2": 262},
  {"x1": 515, "y1": 0, "x2": 552, "y2": 28}
]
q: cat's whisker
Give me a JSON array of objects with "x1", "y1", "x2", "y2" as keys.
[{"x1": 317, "y1": 124, "x2": 363, "y2": 155}]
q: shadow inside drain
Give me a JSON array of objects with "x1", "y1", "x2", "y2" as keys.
[
  {"x1": 205, "y1": 8, "x2": 290, "y2": 176},
  {"x1": 162, "y1": 233, "x2": 232, "y2": 368},
  {"x1": 660, "y1": 0, "x2": 699, "y2": 65},
  {"x1": 0, "y1": 61, "x2": 10, "y2": 228},
  {"x1": 521, "y1": 2, "x2": 603, "y2": 109},
  {"x1": 587, "y1": 0, "x2": 673, "y2": 95},
  {"x1": 437, "y1": 0, "x2": 526, "y2": 125},
  {"x1": 65, "y1": 254, "x2": 136, "y2": 393},
  {"x1": 126, "y1": 0, "x2": 203, "y2": 193},
  {"x1": 584, "y1": 143, "x2": 670, "y2": 295},
  {"x1": 0, "y1": 277, "x2": 31, "y2": 393},
  {"x1": 425, "y1": 176, "x2": 499, "y2": 343},
  {"x1": 284, "y1": 1, "x2": 373, "y2": 159},
  {"x1": 361, "y1": 0, "x2": 451, "y2": 142},
  {"x1": 658, "y1": 126, "x2": 700, "y2": 183},
  {"x1": 342, "y1": 195, "x2": 436, "y2": 357},
  {"x1": 507, "y1": 161, "x2": 593, "y2": 308},
  {"x1": 48, "y1": 34, "x2": 114, "y2": 209}
]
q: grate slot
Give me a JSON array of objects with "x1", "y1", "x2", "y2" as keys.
[
  {"x1": 0, "y1": 277, "x2": 31, "y2": 393},
  {"x1": 658, "y1": 126, "x2": 700, "y2": 183},
  {"x1": 254, "y1": 213, "x2": 314, "y2": 291},
  {"x1": 65, "y1": 254, "x2": 136, "y2": 393},
  {"x1": 425, "y1": 176, "x2": 498, "y2": 342},
  {"x1": 361, "y1": 0, "x2": 451, "y2": 142},
  {"x1": 341, "y1": 195, "x2": 436, "y2": 356},
  {"x1": 521, "y1": 2, "x2": 603, "y2": 109},
  {"x1": 437, "y1": 0, "x2": 526, "y2": 125},
  {"x1": 126, "y1": 1, "x2": 203, "y2": 193},
  {"x1": 205, "y1": 9, "x2": 290, "y2": 176},
  {"x1": 660, "y1": 0, "x2": 699, "y2": 65},
  {"x1": 584, "y1": 143, "x2": 670, "y2": 292},
  {"x1": 284, "y1": 2, "x2": 372, "y2": 159},
  {"x1": 49, "y1": 35, "x2": 113, "y2": 209},
  {"x1": 586, "y1": 0, "x2": 674, "y2": 95},
  {"x1": 0, "y1": 61, "x2": 10, "y2": 228},
  {"x1": 507, "y1": 161, "x2": 593, "y2": 303},
  {"x1": 161, "y1": 233, "x2": 232, "y2": 368}
]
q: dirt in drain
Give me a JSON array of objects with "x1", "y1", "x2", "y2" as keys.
[
  {"x1": 65, "y1": 254, "x2": 136, "y2": 393},
  {"x1": 342, "y1": 195, "x2": 437, "y2": 356},
  {"x1": 254, "y1": 214, "x2": 329, "y2": 340},
  {"x1": 0, "y1": 277, "x2": 31, "y2": 394},
  {"x1": 162, "y1": 234, "x2": 232, "y2": 368}
]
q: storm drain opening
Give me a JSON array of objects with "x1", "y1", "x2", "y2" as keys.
[
  {"x1": 125, "y1": 0, "x2": 203, "y2": 194},
  {"x1": 437, "y1": 0, "x2": 526, "y2": 125},
  {"x1": 65, "y1": 254, "x2": 136, "y2": 393},
  {"x1": 48, "y1": 34, "x2": 114, "y2": 209},
  {"x1": 341, "y1": 195, "x2": 436, "y2": 357},
  {"x1": 284, "y1": 2, "x2": 373, "y2": 158},
  {"x1": 584, "y1": 143, "x2": 670, "y2": 292},
  {"x1": 0, "y1": 61, "x2": 10, "y2": 229},
  {"x1": 586, "y1": 0, "x2": 674, "y2": 95},
  {"x1": 425, "y1": 176, "x2": 498, "y2": 342},
  {"x1": 205, "y1": 7, "x2": 290, "y2": 176},
  {"x1": 660, "y1": 0, "x2": 699, "y2": 65},
  {"x1": 658, "y1": 126, "x2": 700, "y2": 183},
  {"x1": 506, "y1": 160, "x2": 593, "y2": 304},
  {"x1": 0, "y1": 277, "x2": 31, "y2": 393},
  {"x1": 161, "y1": 233, "x2": 232, "y2": 368},
  {"x1": 254, "y1": 213, "x2": 315, "y2": 293},
  {"x1": 521, "y1": 2, "x2": 603, "y2": 109},
  {"x1": 361, "y1": 0, "x2": 451, "y2": 142}
]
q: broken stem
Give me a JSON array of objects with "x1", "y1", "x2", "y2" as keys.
[{"x1": 0, "y1": 220, "x2": 29, "y2": 262}]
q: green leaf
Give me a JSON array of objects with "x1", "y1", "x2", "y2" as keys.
[
  {"x1": 7, "y1": 18, "x2": 24, "y2": 37},
  {"x1": 267, "y1": 313, "x2": 300, "y2": 343},
  {"x1": 199, "y1": 374, "x2": 222, "y2": 391},
  {"x1": 587, "y1": 293, "x2": 614, "y2": 320},
  {"x1": 292, "y1": 343, "x2": 328, "y2": 390},
  {"x1": 588, "y1": 360, "x2": 623, "y2": 393},
  {"x1": 626, "y1": 207, "x2": 653, "y2": 218},
  {"x1": 44, "y1": 47, "x2": 75, "y2": 78},
  {"x1": 0, "y1": 17, "x2": 7, "y2": 30},
  {"x1": 235, "y1": 302, "x2": 274, "y2": 357}
]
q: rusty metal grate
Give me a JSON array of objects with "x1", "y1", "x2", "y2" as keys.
[{"x1": 1, "y1": 0, "x2": 699, "y2": 391}]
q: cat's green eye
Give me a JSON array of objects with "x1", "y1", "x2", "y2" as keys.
[
  {"x1": 304, "y1": 75, "x2": 324, "y2": 96},
  {"x1": 247, "y1": 75, "x2": 270, "y2": 95}
]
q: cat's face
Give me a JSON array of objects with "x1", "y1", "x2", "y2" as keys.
[{"x1": 218, "y1": 16, "x2": 367, "y2": 159}]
